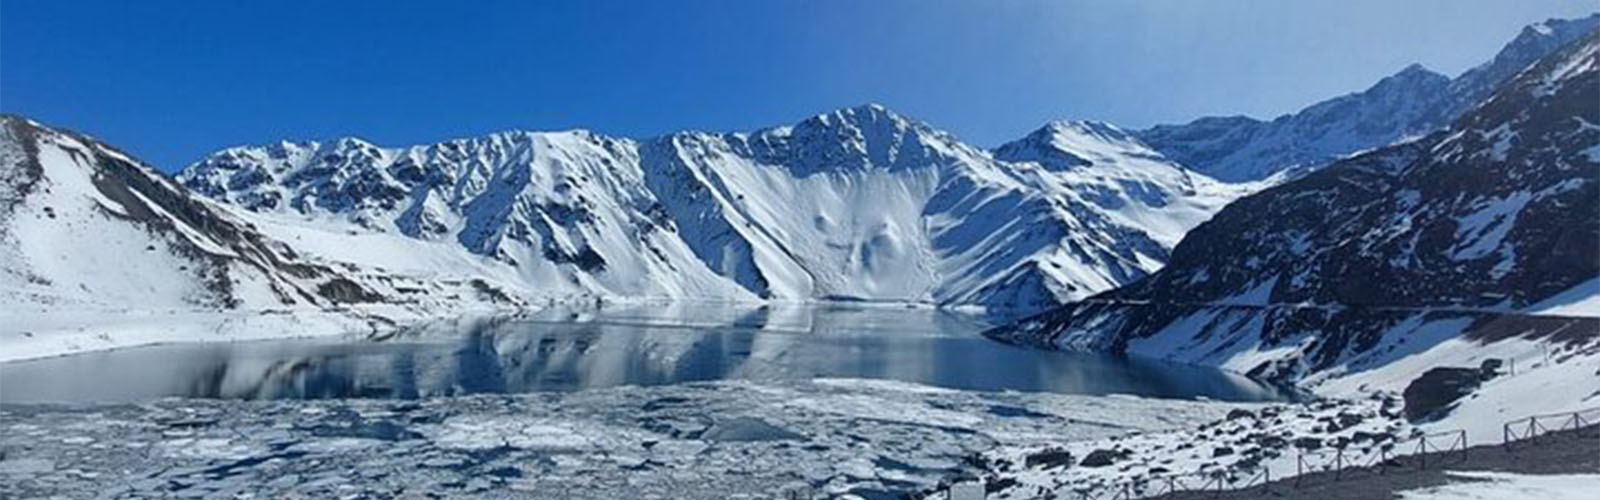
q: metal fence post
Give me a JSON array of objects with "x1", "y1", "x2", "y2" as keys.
[
  {"x1": 1264, "y1": 467, "x2": 1271, "y2": 495},
  {"x1": 1335, "y1": 449, "x2": 1344, "y2": 481},
  {"x1": 1418, "y1": 437, "x2": 1427, "y2": 470},
  {"x1": 1295, "y1": 455, "x2": 1304, "y2": 488}
]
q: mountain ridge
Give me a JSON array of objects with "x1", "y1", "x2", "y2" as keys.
[
  {"x1": 1136, "y1": 13, "x2": 1600, "y2": 182},
  {"x1": 987, "y1": 26, "x2": 1600, "y2": 386},
  {"x1": 173, "y1": 104, "x2": 1243, "y2": 316}
]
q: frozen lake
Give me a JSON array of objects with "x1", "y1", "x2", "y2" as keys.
[
  {"x1": 0, "y1": 303, "x2": 1295, "y2": 498},
  {"x1": 0, "y1": 303, "x2": 1289, "y2": 403}
]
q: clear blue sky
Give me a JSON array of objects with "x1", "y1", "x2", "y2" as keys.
[{"x1": 2, "y1": 0, "x2": 1594, "y2": 171}]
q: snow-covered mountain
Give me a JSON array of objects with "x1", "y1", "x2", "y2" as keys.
[
  {"x1": 988, "y1": 27, "x2": 1600, "y2": 385},
  {"x1": 991, "y1": 120, "x2": 1253, "y2": 249},
  {"x1": 0, "y1": 115, "x2": 515, "y2": 315},
  {"x1": 1137, "y1": 14, "x2": 1600, "y2": 182},
  {"x1": 177, "y1": 105, "x2": 1245, "y2": 315}
]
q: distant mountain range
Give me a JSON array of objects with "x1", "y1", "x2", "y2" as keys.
[
  {"x1": 3, "y1": 104, "x2": 1246, "y2": 319},
  {"x1": 1136, "y1": 13, "x2": 1599, "y2": 182},
  {"x1": 2, "y1": 15, "x2": 1594, "y2": 333},
  {"x1": 172, "y1": 105, "x2": 1245, "y2": 315}
]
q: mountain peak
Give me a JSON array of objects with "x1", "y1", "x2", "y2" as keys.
[
  {"x1": 729, "y1": 103, "x2": 973, "y2": 175},
  {"x1": 1369, "y1": 63, "x2": 1449, "y2": 93},
  {"x1": 1394, "y1": 63, "x2": 1437, "y2": 78},
  {"x1": 332, "y1": 136, "x2": 378, "y2": 149},
  {"x1": 842, "y1": 102, "x2": 894, "y2": 116},
  {"x1": 1459, "y1": 14, "x2": 1600, "y2": 85},
  {"x1": 994, "y1": 119, "x2": 1163, "y2": 171},
  {"x1": 1520, "y1": 13, "x2": 1599, "y2": 42},
  {"x1": 1041, "y1": 120, "x2": 1139, "y2": 143},
  {"x1": 1132, "y1": 13, "x2": 1597, "y2": 182},
  {"x1": 798, "y1": 103, "x2": 923, "y2": 135}
]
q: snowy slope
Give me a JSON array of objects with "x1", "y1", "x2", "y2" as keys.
[
  {"x1": 988, "y1": 27, "x2": 1600, "y2": 390},
  {"x1": 972, "y1": 35, "x2": 1600, "y2": 490},
  {"x1": 992, "y1": 120, "x2": 1256, "y2": 249},
  {"x1": 179, "y1": 105, "x2": 1248, "y2": 316},
  {"x1": 1, "y1": 115, "x2": 336, "y2": 311},
  {"x1": 0, "y1": 116, "x2": 529, "y2": 360},
  {"x1": 1138, "y1": 14, "x2": 1600, "y2": 182},
  {"x1": 1397, "y1": 472, "x2": 1600, "y2": 500}
]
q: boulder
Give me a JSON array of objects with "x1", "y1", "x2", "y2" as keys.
[
  {"x1": 1352, "y1": 431, "x2": 1392, "y2": 443},
  {"x1": 1024, "y1": 448, "x2": 1074, "y2": 469},
  {"x1": 1402, "y1": 367, "x2": 1482, "y2": 421},
  {"x1": 1479, "y1": 359, "x2": 1505, "y2": 379},
  {"x1": 1293, "y1": 437, "x2": 1322, "y2": 450},
  {"x1": 1256, "y1": 435, "x2": 1288, "y2": 448},
  {"x1": 1080, "y1": 449, "x2": 1122, "y2": 468}
]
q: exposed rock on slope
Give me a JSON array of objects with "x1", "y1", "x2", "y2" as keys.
[
  {"x1": 988, "y1": 28, "x2": 1600, "y2": 384},
  {"x1": 1, "y1": 115, "x2": 362, "y2": 310},
  {"x1": 0, "y1": 115, "x2": 526, "y2": 360}
]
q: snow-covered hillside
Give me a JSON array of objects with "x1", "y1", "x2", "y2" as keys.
[
  {"x1": 964, "y1": 32, "x2": 1600, "y2": 495},
  {"x1": 0, "y1": 116, "x2": 525, "y2": 361},
  {"x1": 178, "y1": 105, "x2": 1245, "y2": 316},
  {"x1": 991, "y1": 120, "x2": 1257, "y2": 250},
  {"x1": 1137, "y1": 14, "x2": 1600, "y2": 182},
  {"x1": 988, "y1": 27, "x2": 1600, "y2": 391}
]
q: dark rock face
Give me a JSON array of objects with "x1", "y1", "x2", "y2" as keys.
[
  {"x1": 1402, "y1": 367, "x2": 1485, "y2": 421},
  {"x1": 0, "y1": 115, "x2": 45, "y2": 220},
  {"x1": 316, "y1": 278, "x2": 383, "y2": 304},
  {"x1": 987, "y1": 29, "x2": 1600, "y2": 386}
]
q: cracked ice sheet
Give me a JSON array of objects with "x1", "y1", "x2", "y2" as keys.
[{"x1": 0, "y1": 378, "x2": 1246, "y2": 500}]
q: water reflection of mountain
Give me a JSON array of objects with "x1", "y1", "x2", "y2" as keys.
[{"x1": 0, "y1": 304, "x2": 1291, "y2": 403}]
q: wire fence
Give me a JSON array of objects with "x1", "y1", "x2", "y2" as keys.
[
  {"x1": 1291, "y1": 429, "x2": 1467, "y2": 488},
  {"x1": 1502, "y1": 406, "x2": 1600, "y2": 451},
  {"x1": 1059, "y1": 427, "x2": 1472, "y2": 499},
  {"x1": 1054, "y1": 462, "x2": 1274, "y2": 499},
  {"x1": 930, "y1": 405, "x2": 1600, "y2": 500}
]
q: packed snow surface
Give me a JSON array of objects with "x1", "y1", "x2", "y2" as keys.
[{"x1": 1396, "y1": 471, "x2": 1600, "y2": 500}]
